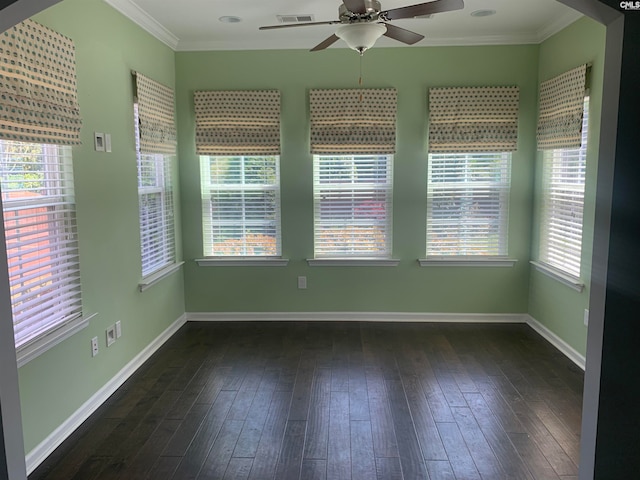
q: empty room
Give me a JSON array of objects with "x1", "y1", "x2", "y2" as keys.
[{"x1": 1, "y1": 0, "x2": 637, "y2": 478}]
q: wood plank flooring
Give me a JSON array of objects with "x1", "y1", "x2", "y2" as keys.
[{"x1": 29, "y1": 321, "x2": 584, "y2": 480}]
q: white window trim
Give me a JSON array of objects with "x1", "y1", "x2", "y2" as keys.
[
  {"x1": 419, "y1": 257, "x2": 517, "y2": 267},
  {"x1": 530, "y1": 260, "x2": 585, "y2": 292},
  {"x1": 426, "y1": 151, "x2": 512, "y2": 258},
  {"x1": 313, "y1": 154, "x2": 394, "y2": 259},
  {"x1": 200, "y1": 155, "x2": 283, "y2": 258},
  {"x1": 196, "y1": 257, "x2": 289, "y2": 267},
  {"x1": 307, "y1": 258, "x2": 400, "y2": 267},
  {"x1": 138, "y1": 261, "x2": 185, "y2": 292},
  {"x1": 16, "y1": 312, "x2": 97, "y2": 367}
]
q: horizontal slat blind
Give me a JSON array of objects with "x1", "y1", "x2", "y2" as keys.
[
  {"x1": 427, "y1": 152, "x2": 511, "y2": 256},
  {"x1": 200, "y1": 156, "x2": 281, "y2": 256},
  {"x1": 313, "y1": 155, "x2": 393, "y2": 258},
  {"x1": 134, "y1": 103, "x2": 176, "y2": 276},
  {"x1": 0, "y1": 140, "x2": 82, "y2": 349},
  {"x1": 539, "y1": 98, "x2": 589, "y2": 278}
]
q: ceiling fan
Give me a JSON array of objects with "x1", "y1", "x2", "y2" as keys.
[{"x1": 259, "y1": 0, "x2": 464, "y2": 55}]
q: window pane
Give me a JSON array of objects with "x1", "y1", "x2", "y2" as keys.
[
  {"x1": 313, "y1": 155, "x2": 393, "y2": 258},
  {"x1": 0, "y1": 140, "x2": 82, "y2": 349},
  {"x1": 427, "y1": 152, "x2": 511, "y2": 256},
  {"x1": 539, "y1": 98, "x2": 589, "y2": 278},
  {"x1": 200, "y1": 156, "x2": 282, "y2": 257},
  {"x1": 134, "y1": 104, "x2": 176, "y2": 277}
]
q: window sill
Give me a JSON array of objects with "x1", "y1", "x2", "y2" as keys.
[
  {"x1": 196, "y1": 257, "x2": 290, "y2": 267},
  {"x1": 16, "y1": 312, "x2": 98, "y2": 367},
  {"x1": 307, "y1": 258, "x2": 401, "y2": 267},
  {"x1": 530, "y1": 261, "x2": 585, "y2": 292},
  {"x1": 138, "y1": 261, "x2": 185, "y2": 292},
  {"x1": 419, "y1": 257, "x2": 517, "y2": 267}
]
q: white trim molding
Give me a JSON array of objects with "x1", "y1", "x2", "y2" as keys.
[
  {"x1": 530, "y1": 261, "x2": 585, "y2": 292},
  {"x1": 526, "y1": 314, "x2": 586, "y2": 370},
  {"x1": 25, "y1": 313, "x2": 187, "y2": 474},
  {"x1": 419, "y1": 257, "x2": 517, "y2": 267},
  {"x1": 138, "y1": 261, "x2": 185, "y2": 292},
  {"x1": 307, "y1": 258, "x2": 401, "y2": 267},
  {"x1": 187, "y1": 311, "x2": 529, "y2": 323},
  {"x1": 102, "y1": 0, "x2": 179, "y2": 49},
  {"x1": 196, "y1": 257, "x2": 289, "y2": 267},
  {"x1": 17, "y1": 313, "x2": 98, "y2": 368}
]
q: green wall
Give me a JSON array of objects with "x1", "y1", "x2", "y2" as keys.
[
  {"x1": 528, "y1": 17, "x2": 606, "y2": 357},
  {"x1": 176, "y1": 45, "x2": 538, "y2": 314},
  {"x1": 17, "y1": 0, "x2": 185, "y2": 453}
]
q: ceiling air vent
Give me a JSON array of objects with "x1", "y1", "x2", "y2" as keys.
[{"x1": 276, "y1": 14, "x2": 315, "y2": 23}]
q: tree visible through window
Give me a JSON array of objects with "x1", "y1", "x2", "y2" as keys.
[
  {"x1": 200, "y1": 155, "x2": 282, "y2": 256},
  {"x1": 313, "y1": 154, "x2": 393, "y2": 258}
]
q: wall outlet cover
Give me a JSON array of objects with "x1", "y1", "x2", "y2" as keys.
[{"x1": 106, "y1": 325, "x2": 116, "y2": 347}]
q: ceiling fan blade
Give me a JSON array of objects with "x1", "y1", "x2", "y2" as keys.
[
  {"x1": 311, "y1": 34, "x2": 340, "y2": 51},
  {"x1": 259, "y1": 20, "x2": 340, "y2": 30},
  {"x1": 343, "y1": 0, "x2": 368, "y2": 14},
  {"x1": 383, "y1": 23, "x2": 424, "y2": 45},
  {"x1": 381, "y1": 0, "x2": 464, "y2": 21}
]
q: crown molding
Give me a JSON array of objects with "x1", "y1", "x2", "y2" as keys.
[
  {"x1": 535, "y1": 9, "x2": 583, "y2": 42},
  {"x1": 103, "y1": 0, "x2": 179, "y2": 50}
]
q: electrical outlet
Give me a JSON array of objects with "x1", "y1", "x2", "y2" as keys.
[
  {"x1": 584, "y1": 309, "x2": 589, "y2": 326},
  {"x1": 297, "y1": 276, "x2": 307, "y2": 289},
  {"x1": 91, "y1": 337, "x2": 99, "y2": 357},
  {"x1": 115, "y1": 320, "x2": 122, "y2": 338},
  {"x1": 106, "y1": 325, "x2": 116, "y2": 347}
]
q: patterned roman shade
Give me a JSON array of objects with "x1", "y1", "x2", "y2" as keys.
[
  {"x1": 0, "y1": 20, "x2": 82, "y2": 145},
  {"x1": 194, "y1": 90, "x2": 280, "y2": 156},
  {"x1": 133, "y1": 72, "x2": 176, "y2": 154},
  {"x1": 536, "y1": 64, "x2": 588, "y2": 150},
  {"x1": 428, "y1": 86, "x2": 519, "y2": 153},
  {"x1": 309, "y1": 88, "x2": 397, "y2": 155}
]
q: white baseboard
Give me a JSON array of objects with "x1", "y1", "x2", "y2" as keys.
[
  {"x1": 187, "y1": 311, "x2": 529, "y2": 323},
  {"x1": 25, "y1": 313, "x2": 188, "y2": 475},
  {"x1": 525, "y1": 315, "x2": 586, "y2": 370}
]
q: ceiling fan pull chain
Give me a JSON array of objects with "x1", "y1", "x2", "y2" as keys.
[{"x1": 359, "y1": 53, "x2": 364, "y2": 102}]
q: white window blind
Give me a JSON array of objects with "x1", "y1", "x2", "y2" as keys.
[
  {"x1": 200, "y1": 156, "x2": 282, "y2": 256},
  {"x1": 313, "y1": 155, "x2": 393, "y2": 258},
  {"x1": 134, "y1": 104, "x2": 176, "y2": 277},
  {"x1": 0, "y1": 140, "x2": 82, "y2": 349},
  {"x1": 539, "y1": 98, "x2": 589, "y2": 278},
  {"x1": 427, "y1": 152, "x2": 511, "y2": 256}
]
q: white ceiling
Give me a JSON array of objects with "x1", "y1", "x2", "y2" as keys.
[{"x1": 103, "y1": 0, "x2": 583, "y2": 52}]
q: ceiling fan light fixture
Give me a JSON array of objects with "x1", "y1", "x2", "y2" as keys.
[{"x1": 336, "y1": 23, "x2": 387, "y2": 53}]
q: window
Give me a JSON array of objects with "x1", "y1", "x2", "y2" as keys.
[
  {"x1": 200, "y1": 155, "x2": 282, "y2": 256},
  {"x1": 538, "y1": 98, "x2": 589, "y2": 278},
  {"x1": 0, "y1": 140, "x2": 82, "y2": 349},
  {"x1": 134, "y1": 104, "x2": 176, "y2": 277},
  {"x1": 313, "y1": 154, "x2": 393, "y2": 258},
  {"x1": 427, "y1": 152, "x2": 511, "y2": 257}
]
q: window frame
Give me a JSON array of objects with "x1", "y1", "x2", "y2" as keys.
[
  {"x1": 134, "y1": 103, "x2": 177, "y2": 280},
  {"x1": 198, "y1": 154, "x2": 283, "y2": 260},
  {"x1": 0, "y1": 139, "x2": 93, "y2": 364},
  {"x1": 534, "y1": 97, "x2": 590, "y2": 287},
  {"x1": 311, "y1": 154, "x2": 396, "y2": 263},
  {"x1": 424, "y1": 151, "x2": 513, "y2": 263}
]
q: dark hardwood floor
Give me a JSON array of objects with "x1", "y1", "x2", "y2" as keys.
[{"x1": 29, "y1": 321, "x2": 584, "y2": 480}]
